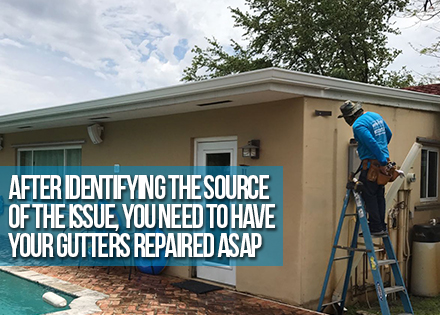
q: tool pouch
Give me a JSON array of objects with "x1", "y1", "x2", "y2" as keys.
[
  {"x1": 366, "y1": 163, "x2": 378, "y2": 182},
  {"x1": 377, "y1": 171, "x2": 392, "y2": 185},
  {"x1": 367, "y1": 161, "x2": 392, "y2": 185},
  {"x1": 388, "y1": 166, "x2": 399, "y2": 182}
]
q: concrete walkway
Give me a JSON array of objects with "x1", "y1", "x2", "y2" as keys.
[{"x1": 29, "y1": 266, "x2": 323, "y2": 315}]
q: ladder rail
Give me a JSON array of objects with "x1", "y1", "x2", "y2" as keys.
[
  {"x1": 352, "y1": 190, "x2": 392, "y2": 315},
  {"x1": 317, "y1": 189, "x2": 351, "y2": 312},
  {"x1": 317, "y1": 187, "x2": 414, "y2": 315},
  {"x1": 383, "y1": 235, "x2": 414, "y2": 314},
  {"x1": 339, "y1": 217, "x2": 360, "y2": 313}
]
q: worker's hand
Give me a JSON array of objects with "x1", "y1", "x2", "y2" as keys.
[
  {"x1": 379, "y1": 165, "x2": 389, "y2": 175},
  {"x1": 396, "y1": 169, "x2": 405, "y2": 178}
]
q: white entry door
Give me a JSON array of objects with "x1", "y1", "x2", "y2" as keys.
[{"x1": 195, "y1": 138, "x2": 237, "y2": 286}]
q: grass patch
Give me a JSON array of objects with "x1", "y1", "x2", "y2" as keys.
[{"x1": 345, "y1": 294, "x2": 440, "y2": 315}]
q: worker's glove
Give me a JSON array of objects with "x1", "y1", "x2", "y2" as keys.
[{"x1": 396, "y1": 169, "x2": 405, "y2": 178}]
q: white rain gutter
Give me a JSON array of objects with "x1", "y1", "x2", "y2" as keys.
[{"x1": 0, "y1": 68, "x2": 440, "y2": 133}]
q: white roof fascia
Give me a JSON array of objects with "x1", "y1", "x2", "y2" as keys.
[
  {"x1": 0, "y1": 68, "x2": 439, "y2": 132},
  {"x1": 269, "y1": 69, "x2": 440, "y2": 112}
]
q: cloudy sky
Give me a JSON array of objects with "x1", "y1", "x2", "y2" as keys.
[{"x1": 0, "y1": 0, "x2": 438, "y2": 115}]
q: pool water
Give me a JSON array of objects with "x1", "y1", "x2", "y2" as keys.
[{"x1": 0, "y1": 271, "x2": 74, "y2": 315}]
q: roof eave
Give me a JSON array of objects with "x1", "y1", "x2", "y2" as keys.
[{"x1": 0, "y1": 68, "x2": 439, "y2": 133}]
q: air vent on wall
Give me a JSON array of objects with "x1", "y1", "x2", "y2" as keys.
[
  {"x1": 89, "y1": 116, "x2": 110, "y2": 120},
  {"x1": 197, "y1": 100, "x2": 232, "y2": 107}
]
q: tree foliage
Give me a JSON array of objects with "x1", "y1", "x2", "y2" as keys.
[
  {"x1": 406, "y1": 0, "x2": 440, "y2": 83},
  {"x1": 407, "y1": 0, "x2": 440, "y2": 21},
  {"x1": 182, "y1": 38, "x2": 273, "y2": 81},
  {"x1": 183, "y1": 0, "x2": 414, "y2": 87}
]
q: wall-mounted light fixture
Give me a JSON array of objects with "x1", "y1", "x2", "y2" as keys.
[
  {"x1": 241, "y1": 140, "x2": 260, "y2": 159},
  {"x1": 87, "y1": 123, "x2": 104, "y2": 145}
]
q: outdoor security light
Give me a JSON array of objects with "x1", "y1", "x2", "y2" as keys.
[
  {"x1": 87, "y1": 124, "x2": 104, "y2": 145},
  {"x1": 241, "y1": 140, "x2": 260, "y2": 159}
]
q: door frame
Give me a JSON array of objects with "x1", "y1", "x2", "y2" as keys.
[
  {"x1": 193, "y1": 136, "x2": 237, "y2": 286},
  {"x1": 193, "y1": 136, "x2": 238, "y2": 166}
]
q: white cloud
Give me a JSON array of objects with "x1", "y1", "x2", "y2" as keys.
[
  {"x1": 0, "y1": 0, "x2": 249, "y2": 114},
  {"x1": 0, "y1": 38, "x2": 24, "y2": 48},
  {"x1": 0, "y1": 0, "x2": 438, "y2": 115},
  {"x1": 388, "y1": 14, "x2": 440, "y2": 79}
]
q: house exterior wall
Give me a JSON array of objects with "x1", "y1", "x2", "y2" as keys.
[
  {"x1": 301, "y1": 97, "x2": 440, "y2": 306},
  {"x1": 300, "y1": 97, "x2": 351, "y2": 306},
  {"x1": 0, "y1": 98, "x2": 306, "y2": 305},
  {"x1": 1, "y1": 94, "x2": 439, "y2": 307}
]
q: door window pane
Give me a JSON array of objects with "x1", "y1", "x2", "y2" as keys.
[
  {"x1": 66, "y1": 149, "x2": 82, "y2": 167},
  {"x1": 19, "y1": 148, "x2": 82, "y2": 169},
  {"x1": 33, "y1": 149, "x2": 64, "y2": 166},
  {"x1": 205, "y1": 152, "x2": 231, "y2": 266},
  {"x1": 206, "y1": 153, "x2": 231, "y2": 167},
  {"x1": 20, "y1": 151, "x2": 33, "y2": 168},
  {"x1": 18, "y1": 147, "x2": 82, "y2": 203}
]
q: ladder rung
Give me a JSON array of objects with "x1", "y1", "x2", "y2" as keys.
[
  {"x1": 357, "y1": 242, "x2": 383, "y2": 249},
  {"x1": 333, "y1": 245, "x2": 371, "y2": 253},
  {"x1": 344, "y1": 213, "x2": 357, "y2": 217},
  {"x1": 384, "y1": 286, "x2": 405, "y2": 295},
  {"x1": 378, "y1": 259, "x2": 397, "y2": 266},
  {"x1": 321, "y1": 300, "x2": 343, "y2": 307},
  {"x1": 334, "y1": 256, "x2": 351, "y2": 261},
  {"x1": 358, "y1": 233, "x2": 390, "y2": 239}
]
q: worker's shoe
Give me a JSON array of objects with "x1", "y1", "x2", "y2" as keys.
[
  {"x1": 359, "y1": 230, "x2": 388, "y2": 238},
  {"x1": 371, "y1": 230, "x2": 388, "y2": 237}
]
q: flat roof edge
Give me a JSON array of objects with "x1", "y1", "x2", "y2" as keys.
[{"x1": 1, "y1": 68, "x2": 439, "y2": 126}]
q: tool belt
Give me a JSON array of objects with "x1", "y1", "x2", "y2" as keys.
[{"x1": 362, "y1": 159, "x2": 399, "y2": 185}]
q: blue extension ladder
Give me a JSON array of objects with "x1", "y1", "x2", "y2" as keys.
[{"x1": 317, "y1": 179, "x2": 414, "y2": 315}]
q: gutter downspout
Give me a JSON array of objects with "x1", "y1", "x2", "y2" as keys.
[{"x1": 385, "y1": 143, "x2": 423, "y2": 211}]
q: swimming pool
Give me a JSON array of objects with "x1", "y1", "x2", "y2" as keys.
[{"x1": 0, "y1": 270, "x2": 74, "y2": 315}]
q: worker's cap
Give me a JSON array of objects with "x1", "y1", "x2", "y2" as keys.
[{"x1": 337, "y1": 100, "x2": 363, "y2": 118}]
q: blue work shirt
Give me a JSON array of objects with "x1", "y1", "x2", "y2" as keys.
[{"x1": 352, "y1": 112, "x2": 392, "y2": 166}]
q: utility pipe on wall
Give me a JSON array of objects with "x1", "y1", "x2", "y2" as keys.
[
  {"x1": 397, "y1": 190, "x2": 406, "y2": 279},
  {"x1": 404, "y1": 190, "x2": 412, "y2": 285},
  {"x1": 385, "y1": 142, "x2": 423, "y2": 212}
]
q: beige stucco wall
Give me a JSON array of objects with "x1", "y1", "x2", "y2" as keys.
[
  {"x1": 301, "y1": 97, "x2": 440, "y2": 306},
  {"x1": 0, "y1": 98, "x2": 306, "y2": 305},
  {"x1": 1, "y1": 94, "x2": 439, "y2": 307},
  {"x1": 300, "y1": 97, "x2": 353, "y2": 306},
  {"x1": 380, "y1": 103, "x2": 440, "y2": 224}
]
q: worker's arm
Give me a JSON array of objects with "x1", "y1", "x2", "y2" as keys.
[
  {"x1": 353, "y1": 124, "x2": 388, "y2": 166},
  {"x1": 385, "y1": 122, "x2": 392, "y2": 144}
]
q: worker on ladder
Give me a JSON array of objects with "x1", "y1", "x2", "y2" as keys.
[
  {"x1": 319, "y1": 101, "x2": 413, "y2": 314},
  {"x1": 338, "y1": 100, "x2": 392, "y2": 237}
]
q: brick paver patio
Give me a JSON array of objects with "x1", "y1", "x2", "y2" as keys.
[{"x1": 28, "y1": 266, "x2": 323, "y2": 315}]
